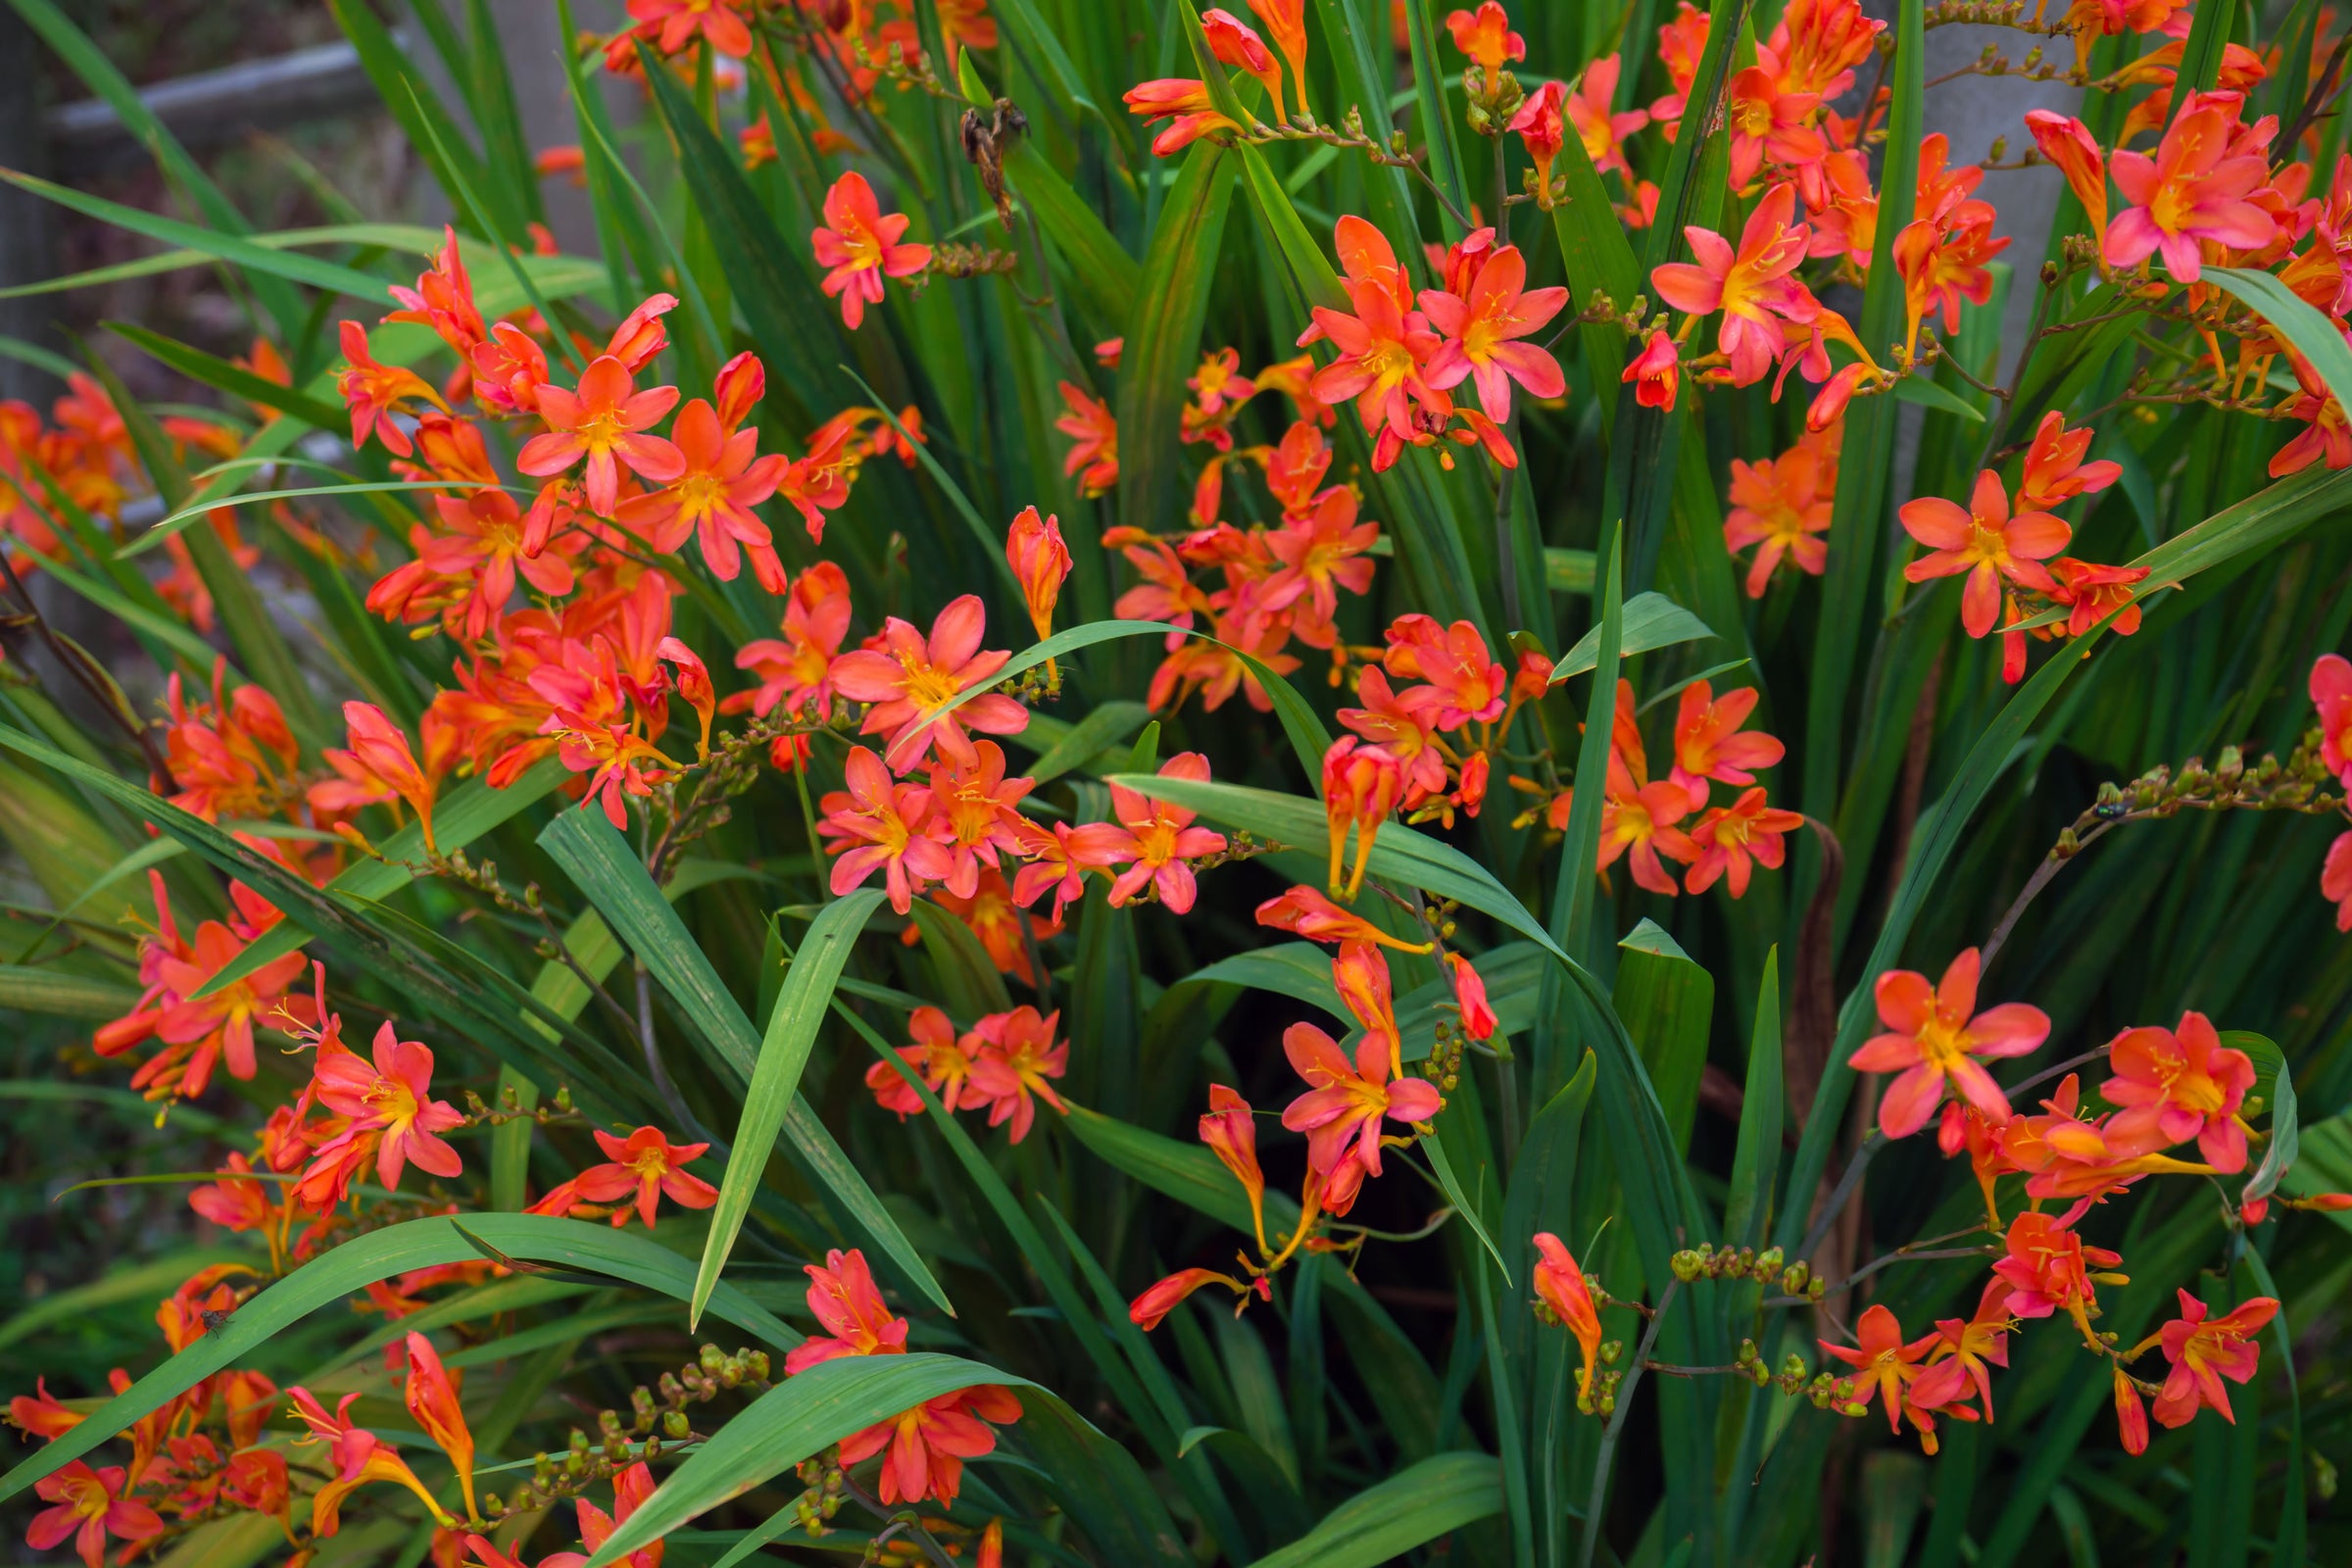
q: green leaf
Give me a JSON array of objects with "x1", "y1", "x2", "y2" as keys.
[
  {"x1": 0, "y1": 1215, "x2": 795, "y2": 1502},
  {"x1": 1183, "y1": 941, "x2": 1347, "y2": 1019},
  {"x1": 691, "y1": 888, "x2": 887, "y2": 1330},
  {"x1": 1611, "y1": 920, "x2": 1714, "y2": 1158},
  {"x1": 105, "y1": 322, "x2": 345, "y2": 430},
  {"x1": 0, "y1": 170, "x2": 394, "y2": 304},
  {"x1": 1723, "y1": 950, "x2": 1784, "y2": 1253},
  {"x1": 1019, "y1": 700, "x2": 1152, "y2": 784},
  {"x1": 2238, "y1": 1245, "x2": 2306, "y2": 1568},
  {"x1": 327, "y1": 0, "x2": 493, "y2": 222},
  {"x1": 1549, "y1": 590, "x2": 1716, "y2": 680},
  {"x1": 1423, "y1": 1128, "x2": 1513, "y2": 1284},
  {"x1": 1551, "y1": 525, "x2": 1623, "y2": 979},
  {"x1": 536, "y1": 808, "x2": 951, "y2": 1316},
  {"x1": 1403, "y1": 0, "x2": 1472, "y2": 234},
  {"x1": 191, "y1": 760, "x2": 572, "y2": 1000},
  {"x1": 0, "y1": 1249, "x2": 249, "y2": 1355},
  {"x1": 0, "y1": 964, "x2": 140, "y2": 1019},
  {"x1": 1116, "y1": 142, "x2": 1237, "y2": 536},
  {"x1": 2241, "y1": 1046, "x2": 2299, "y2": 1206},
  {"x1": 1240, "y1": 143, "x2": 1347, "y2": 315},
  {"x1": 1004, "y1": 138, "x2": 1140, "y2": 334},
  {"x1": 1250, "y1": 1451, "x2": 1505, "y2": 1568},
  {"x1": 1062, "y1": 1103, "x2": 1301, "y2": 1239},
  {"x1": 2204, "y1": 267, "x2": 2352, "y2": 416},
  {"x1": 1892, "y1": 374, "x2": 1986, "y2": 422}
]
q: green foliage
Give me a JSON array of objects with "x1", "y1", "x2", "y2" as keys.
[{"x1": 1, "y1": 1, "x2": 2348, "y2": 1566}]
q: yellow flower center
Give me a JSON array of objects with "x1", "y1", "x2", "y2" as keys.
[
  {"x1": 1915, "y1": 1014, "x2": 1973, "y2": 1073},
  {"x1": 898, "y1": 657, "x2": 965, "y2": 712}
]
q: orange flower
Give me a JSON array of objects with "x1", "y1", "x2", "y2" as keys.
[
  {"x1": 1819, "y1": 1304, "x2": 1944, "y2": 1449},
  {"x1": 1280, "y1": 1019, "x2": 1441, "y2": 1214},
  {"x1": 401, "y1": 1333, "x2": 476, "y2": 1522},
  {"x1": 829, "y1": 595, "x2": 1029, "y2": 772},
  {"x1": 1323, "y1": 737, "x2": 1405, "y2": 900},
  {"x1": 1911, "y1": 1279, "x2": 2014, "y2": 1419},
  {"x1": 312, "y1": 702, "x2": 437, "y2": 851},
  {"x1": 930, "y1": 868, "x2": 1061, "y2": 987},
  {"x1": 1532, "y1": 1233, "x2": 1604, "y2": 1403},
  {"x1": 9, "y1": 1379, "x2": 86, "y2": 1442},
  {"x1": 2327, "y1": 829, "x2": 2352, "y2": 932},
  {"x1": 1724, "y1": 66, "x2": 1823, "y2": 191},
  {"x1": 1256, "y1": 883, "x2": 1435, "y2": 951},
  {"x1": 573, "y1": 1462, "x2": 662, "y2": 1568},
  {"x1": 336, "y1": 321, "x2": 445, "y2": 459},
  {"x1": 287, "y1": 1387, "x2": 455, "y2": 1534},
  {"x1": 2113, "y1": 1364, "x2": 2151, "y2": 1454},
  {"x1": 781, "y1": 1249, "x2": 1019, "y2": 1507},
  {"x1": 811, "y1": 172, "x2": 931, "y2": 328},
  {"x1": 1103, "y1": 753, "x2": 1229, "y2": 911},
  {"x1": 1128, "y1": 1267, "x2": 1253, "y2": 1329},
  {"x1": 1121, "y1": 78, "x2": 1238, "y2": 157},
  {"x1": 1622, "y1": 328, "x2": 1680, "y2": 411},
  {"x1": 1724, "y1": 435, "x2": 1833, "y2": 596},
  {"x1": 1649, "y1": 2, "x2": 1710, "y2": 139},
  {"x1": 1891, "y1": 214, "x2": 2009, "y2": 357},
  {"x1": 1445, "y1": 952, "x2": 1497, "y2": 1040},
  {"x1": 386, "y1": 226, "x2": 486, "y2": 360},
  {"x1": 1898, "y1": 469, "x2": 2069, "y2": 639},
  {"x1": 1685, "y1": 787, "x2": 1802, "y2": 897},
  {"x1": 1201, "y1": 9, "x2": 1286, "y2": 119},
  {"x1": 2023, "y1": 111, "x2": 2109, "y2": 249},
  {"x1": 1382, "y1": 613, "x2": 1507, "y2": 727},
  {"x1": 733, "y1": 561, "x2": 852, "y2": 726},
  {"x1": 1199, "y1": 1083, "x2": 1268, "y2": 1247},
  {"x1": 1848, "y1": 948, "x2": 2049, "y2": 1138},
  {"x1": 1419, "y1": 241, "x2": 1568, "y2": 420},
  {"x1": 1008, "y1": 815, "x2": 1130, "y2": 920},
  {"x1": 1245, "y1": 0, "x2": 1310, "y2": 118},
  {"x1": 305, "y1": 1018, "x2": 466, "y2": 1191},
  {"x1": 1305, "y1": 220, "x2": 1451, "y2": 471},
  {"x1": 1507, "y1": 81, "x2": 1568, "y2": 199},
  {"x1": 1333, "y1": 940, "x2": 1403, "y2": 1073},
  {"x1": 967, "y1": 1005, "x2": 1069, "y2": 1143},
  {"x1": 627, "y1": 0, "x2": 752, "y2": 57},
  {"x1": 2150, "y1": 1290, "x2": 2276, "y2": 1428},
  {"x1": 26, "y1": 1462, "x2": 162, "y2": 1568},
  {"x1": 1992, "y1": 1210, "x2": 2125, "y2": 1347},
  {"x1": 1566, "y1": 55, "x2": 1650, "y2": 183},
  {"x1": 615, "y1": 396, "x2": 789, "y2": 591},
  {"x1": 2105, "y1": 91, "x2": 2276, "y2": 281},
  {"x1": 818, "y1": 747, "x2": 953, "y2": 914},
  {"x1": 785, "y1": 1248, "x2": 910, "y2": 1372},
  {"x1": 866, "y1": 1004, "x2": 981, "y2": 1118},
  {"x1": 2099, "y1": 1010, "x2": 2255, "y2": 1171},
  {"x1": 1054, "y1": 381, "x2": 1118, "y2": 495},
  {"x1": 570, "y1": 1126, "x2": 718, "y2": 1229},
  {"x1": 1650, "y1": 183, "x2": 1819, "y2": 387},
  {"x1": 1004, "y1": 506, "x2": 1072, "y2": 645},
  {"x1": 2015, "y1": 409, "x2": 2123, "y2": 512},
  {"x1": 517, "y1": 355, "x2": 685, "y2": 517},
  {"x1": 1445, "y1": 2, "x2": 1525, "y2": 72},
  {"x1": 1669, "y1": 680, "x2": 1785, "y2": 809}
]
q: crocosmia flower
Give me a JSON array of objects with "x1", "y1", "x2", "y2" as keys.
[
  {"x1": 1898, "y1": 469, "x2": 2068, "y2": 639},
  {"x1": 2151, "y1": 1290, "x2": 2276, "y2": 1429},
  {"x1": 1848, "y1": 947, "x2": 2049, "y2": 1138},
  {"x1": 1533, "y1": 1233, "x2": 1603, "y2": 1402},
  {"x1": 2098, "y1": 1011, "x2": 2255, "y2": 1171},
  {"x1": 517, "y1": 355, "x2": 685, "y2": 518},
  {"x1": 1280, "y1": 1019, "x2": 1442, "y2": 1214},
  {"x1": 811, "y1": 172, "x2": 932, "y2": 329},
  {"x1": 26, "y1": 1462, "x2": 162, "y2": 1568},
  {"x1": 829, "y1": 595, "x2": 1029, "y2": 773}
]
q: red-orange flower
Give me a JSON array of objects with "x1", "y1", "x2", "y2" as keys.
[
  {"x1": 305, "y1": 1018, "x2": 466, "y2": 1191},
  {"x1": 572, "y1": 1126, "x2": 718, "y2": 1229},
  {"x1": 2151, "y1": 1290, "x2": 2276, "y2": 1428},
  {"x1": 1533, "y1": 1233, "x2": 1604, "y2": 1402},
  {"x1": 1199, "y1": 1083, "x2": 1267, "y2": 1245},
  {"x1": 402, "y1": 1333, "x2": 477, "y2": 1521},
  {"x1": 2023, "y1": 111, "x2": 2109, "y2": 247},
  {"x1": 614, "y1": 397, "x2": 788, "y2": 591},
  {"x1": 1305, "y1": 219, "x2": 1451, "y2": 470},
  {"x1": 811, "y1": 172, "x2": 931, "y2": 328},
  {"x1": 1054, "y1": 381, "x2": 1118, "y2": 495},
  {"x1": 1256, "y1": 883, "x2": 1434, "y2": 951},
  {"x1": 818, "y1": 747, "x2": 952, "y2": 914},
  {"x1": 1685, "y1": 787, "x2": 1802, "y2": 897},
  {"x1": 1724, "y1": 431, "x2": 1834, "y2": 596},
  {"x1": 1650, "y1": 182, "x2": 1819, "y2": 387},
  {"x1": 1508, "y1": 81, "x2": 1568, "y2": 198},
  {"x1": 1566, "y1": 55, "x2": 1650, "y2": 183},
  {"x1": 1420, "y1": 240, "x2": 1568, "y2": 420},
  {"x1": 1911, "y1": 1279, "x2": 2014, "y2": 1419},
  {"x1": 2114, "y1": 1363, "x2": 2151, "y2": 1454},
  {"x1": 1623, "y1": 328, "x2": 1681, "y2": 411},
  {"x1": 26, "y1": 1462, "x2": 162, "y2": 1568},
  {"x1": 1819, "y1": 1304, "x2": 1944, "y2": 1448},
  {"x1": 286, "y1": 1387, "x2": 455, "y2": 1534},
  {"x1": 1848, "y1": 948, "x2": 2049, "y2": 1137},
  {"x1": 1322, "y1": 736, "x2": 1404, "y2": 900},
  {"x1": 1201, "y1": 9, "x2": 1286, "y2": 119},
  {"x1": 1446, "y1": 2, "x2": 1525, "y2": 72},
  {"x1": 2099, "y1": 1010, "x2": 2255, "y2": 1171},
  {"x1": 312, "y1": 701, "x2": 437, "y2": 851},
  {"x1": 1121, "y1": 78, "x2": 1240, "y2": 157},
  {"x1": 829, "y1": 595, "x2": 1029, "y2": 772},
  {"x1": 2106, "y1": 90, "x2": 2277, "y2": 281},
  {"x1": 1245, "y1": 0, "x2": 1309, "y2": 117},
  {"x1": 1992, "y1": 1210, "x2": 2124, "y2": 1346},
  {"x1": 785, "y1": 1248, "x2": 910, "y2": 1372},
  {"x1": 336, "y1": 320, "x2": 444, "y2": 458},
  {"x1": 1669, "y1": 679, "x2": 1784, "y2": 808},
  {"x1": 1898, "y1": 468, "x2": 2069, "y2": 638},
  {"x1": 518, "y1": 355, "x2": 684, "y2": 517},
  {"x1": 1103, "y1": 752, "x2": 1228, "y2": 911},
  {"x1": 627, "y1": 0, "x2": 752, "y2": 57},
  {"x1": 966, "y1": 1005, "x2": 1069, "y2": 1143},
  {"x1": 1005, "y1": 506, "x2": 1072, "y2": 645},
  {"x1": 1280, "y1": 1019, "x2": 1441, "y2": 1214}
]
